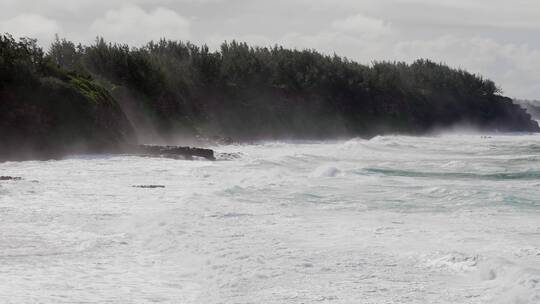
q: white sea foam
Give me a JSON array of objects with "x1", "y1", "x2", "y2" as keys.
[
  {"x1": 310, "y1": 165, "x2": 341, "y2": 177},
  {"x1": 0, "y1": 134, "x2": 539, "y2": 303}
]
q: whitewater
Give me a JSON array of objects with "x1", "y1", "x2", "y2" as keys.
[{"x1": 0, "y1": 134, "x2": 539, "y2": 303}]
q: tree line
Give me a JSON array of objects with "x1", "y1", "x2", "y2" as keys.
[{"x1": 0, "y1": 33, "x2": 538, "y2": 158}]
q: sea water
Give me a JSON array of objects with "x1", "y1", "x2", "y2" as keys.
[{"x1": 0, "y1": 134, "x2": 539, "y2": 303}]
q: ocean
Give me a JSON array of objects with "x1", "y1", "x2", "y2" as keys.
[{"x1": 0, "y1": 134, "x2": 539, "y2": 303}]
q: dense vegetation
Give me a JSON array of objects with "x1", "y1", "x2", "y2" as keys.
[
  {"x1": 1, "y1": 33, "x2": 538, "y2": 159},
  {"x1": 0, "y1": 34, "x2": 133, "y2": 160}
]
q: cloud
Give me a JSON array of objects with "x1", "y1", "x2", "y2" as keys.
[
  {"x1": 392, "y1": 0, "x2": 540, "y2": 28},
  {"x1": 293, "y1": 0, "x2": 540, "y2": 30},
  {"x1": 394, "y1": 36, "x2": 540, "y2": 99},
  {"x1": 0, "y1": 13, "x2": 60, "y2": 46},
  {"x1": 332, "y1": 14, "x2": 392, "y2": 38},
  {"x1": 90, "y1": 5, "x2": 190, "y2": 46}
]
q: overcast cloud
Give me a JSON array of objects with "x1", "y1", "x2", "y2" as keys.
[{"x1": 1, "y1": 0, "x2": 539, "y2": 99}]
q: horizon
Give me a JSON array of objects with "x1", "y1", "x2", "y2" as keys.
[{"x1": 0, "y1": 0, "x2": 539, "y2": 100}]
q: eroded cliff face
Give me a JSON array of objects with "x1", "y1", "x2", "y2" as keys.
[
  {"x1": 0, "y1": 75, "x2": 135, "y2": 161},
  {"x1": 0, "y1": 34, "x2": 136, "y2": 160}
]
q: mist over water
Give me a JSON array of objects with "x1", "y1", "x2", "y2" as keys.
[
  {"x1": 0, "y1": 134, "x2": 539, "y2": 303},
  {"x1": 516, "y1": 99, "x2": 540, "y2": 125}
]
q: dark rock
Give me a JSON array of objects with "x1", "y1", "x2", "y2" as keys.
[
  {"x1": 128, "y1": 145, "x2": 216, "y2": 161},
  {"x1": 132, "y1": 185, "x2": 165, "y2": 189},
  {"x1": 0, "y1": 176, "x2": 22, "y2": 181}
]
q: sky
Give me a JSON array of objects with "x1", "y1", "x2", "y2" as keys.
[{"x1": 1, "y1": 0, "x2": 539, "y2": 99}]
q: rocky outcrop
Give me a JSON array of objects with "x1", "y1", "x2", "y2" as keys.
[
  {"x1": 0, "y1": 34, "x2": 135, "y2": 161},
  {"x1": 132, "y1": 185, "x2": 166, "y2": 188},
  {"x1": 0, "y1": 176, "x2": 22, "y2": 181},
  {"x1": 0, "y1": 75, "x2": 135, "y2": 161},
  {"x1": 127, "y1": 145, "x2": 215, "y2": 160}
]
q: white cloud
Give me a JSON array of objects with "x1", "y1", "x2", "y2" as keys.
[
  {"x1": 293, "y1": 0, "x2": 540, "y2": 30},
  {"x1": 392, "y1": 0, "x2": 540, "y2": 27},
  {"x1": 90, "y1": 5, "x2": 190, "y2": 46},
  {"x1": 332, "y1": 14, "x2": 392, "y2": 38},
  {"x1": 0, "y1": 13, "x2": 60, "y2": 46},
  {"x1": 394, "y1": 36, "x2": 540, "y2": 99}
]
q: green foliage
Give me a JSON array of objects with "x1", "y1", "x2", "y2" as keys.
[{"x1": 68, "y1": 75, "x2": 112, "y2": 105}]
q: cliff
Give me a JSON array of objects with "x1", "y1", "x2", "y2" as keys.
[{"x1": 0, "y1": 35, "x2": 134, "y2": 160}]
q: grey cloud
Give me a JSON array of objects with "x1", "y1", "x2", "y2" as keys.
[
  {"x1": 0, "y1": 13, "x2": 60, "y2": 46},
  {"x1": 331, "y1": 14, "x2": 393, "y2": 38},
  {"x1": 90, "y1": 5, "x2": 190, "y2": 46}
]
